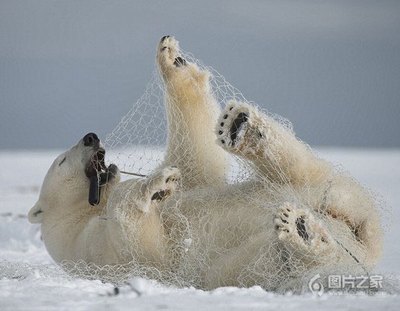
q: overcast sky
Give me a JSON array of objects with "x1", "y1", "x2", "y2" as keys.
[{"x1": 1, "y1": 0, "x2": 399, "y2": 149}]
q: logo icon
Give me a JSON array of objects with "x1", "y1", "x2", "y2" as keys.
[{"x1": 309, "y1": 274, "x2": 324, "y2": 296}]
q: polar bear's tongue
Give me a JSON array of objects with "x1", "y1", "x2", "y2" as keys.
[
  {"x1": 85, "y1": 164, "x2": 100, "y2": 206},
  {"x1": 85, "y1": 149, "x2": 106, "y2": 206},
  {"x1": 88, "y1": 175, "x2": 100, "y2": 206}
]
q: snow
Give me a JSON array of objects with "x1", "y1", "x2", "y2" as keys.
[{"x1": 1, "y1": 149, "x2": 399, "y2": 310}]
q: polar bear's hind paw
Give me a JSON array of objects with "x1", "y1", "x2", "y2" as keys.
[
  {"x1": 274, "y1": 203, "x2": 311, "y2": 243},
  {"x1": 274, "y1": 203, "x2": 314, "y2": 245},
  {"x1": 274, "y1": 203, "x2": 332, "y2": 255}
]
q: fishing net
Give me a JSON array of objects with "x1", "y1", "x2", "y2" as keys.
[{"x1": 52, "y1": 36, "x2": 385, "y2": 292}]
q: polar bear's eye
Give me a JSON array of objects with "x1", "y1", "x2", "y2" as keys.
[
  {"x1": 59, "y1": 157, "x2": 66, "y2": 166},
  {"x1": 161, "y1": 46, "x2": 168, "y2": 52}
]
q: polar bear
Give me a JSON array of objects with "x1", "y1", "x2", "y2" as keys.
[{"x1": 28, "y1": 36, "x2": 383, "y2": 292}]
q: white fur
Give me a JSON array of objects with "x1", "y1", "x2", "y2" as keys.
[{"x1": 29, "y1": 36, "x2": 383, "y2": 291}]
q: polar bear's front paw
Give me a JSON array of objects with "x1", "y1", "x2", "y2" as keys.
[
  {"x1": 157, "y1": 36, "x2": 187, "y2": 72},
  {"x1": 217, "y1": 101, "x2": 267, "y2": 155},
  {"x1": 217, "y1": 102, "x2": 250, "y2": 148},
  {"x1": 150, "y1": 166, "x2": 181, "y2": 202},
  {"x1": 274, "y1": 203, "x2": 331, "y2": 254}
]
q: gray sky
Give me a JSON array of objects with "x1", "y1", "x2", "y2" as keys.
[{"x1": 1, "y1": 0, "x2": 399, "y2": 149}]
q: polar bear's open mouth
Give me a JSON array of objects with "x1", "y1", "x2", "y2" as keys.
[
  {"x1": 85, "y1": 148, "x2": 118, "y2": 206},
  {"x1": 85, "y1": 148, "x2": 106, "y2": 178}
]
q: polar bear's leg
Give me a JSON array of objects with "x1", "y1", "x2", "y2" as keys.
[
  {"x1": 274, "y1": 202, "x2": 336, "y2": 265},
  {"x1": 157, "y1": 36, "x2": 227, "y2": 189},
  {"x1": 216, "y1": 101, "x2": 331, "y2": 185},
  {"x1": 317, "y1": 175, "x2": 383, "y2": 268}
]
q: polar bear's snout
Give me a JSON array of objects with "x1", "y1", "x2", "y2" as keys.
[{"x1": 83, "y1": 132, "x2": 100, "y2": 148}]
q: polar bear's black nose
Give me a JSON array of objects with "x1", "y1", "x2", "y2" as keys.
[{"x1": 83, "y1": 133, "x2": 100, "y2": 147}]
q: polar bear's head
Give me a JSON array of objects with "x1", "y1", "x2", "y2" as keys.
[{"x1": 28, "y1": 133, "x2": 119, "y2": 224}]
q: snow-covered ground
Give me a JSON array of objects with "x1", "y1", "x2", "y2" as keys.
[{"x1": 0, "y1": 148, "x2": 399, "y2": 310}]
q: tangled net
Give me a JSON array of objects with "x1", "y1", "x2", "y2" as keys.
[{"x1": 56, "y1": 37, "x2": 386, "y2": 293}]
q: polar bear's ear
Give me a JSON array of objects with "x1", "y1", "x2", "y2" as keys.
[{"x1": 28, "y1": 201, "x2": 44, "y2": 224}]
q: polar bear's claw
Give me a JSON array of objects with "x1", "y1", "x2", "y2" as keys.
[
  {"x1": 160, "y1": 35, "x2": 170, "y2": 43},
  {"x1": 151, "y1": 189, "x2": 171, "y2": 202},
  {"x1": 173, "y1": 56, "x2": 187, "y2": 67}
]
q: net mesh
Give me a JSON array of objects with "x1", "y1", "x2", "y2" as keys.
[{"x1": 49, "y1": 37, "x2": 385, "y2": 292}]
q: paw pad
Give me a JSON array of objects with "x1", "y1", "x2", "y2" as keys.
[
  {"x1": 295, "y1": 216, "x2": 309, "y2": 241},
  {"x1": 216, "y1": 102, "x2": 252, "y2": 149},
  {"x1": 274, "y1": 203, "x2": 332, "y2": 255},
  {"x1": 274, "y1": 203, "x2": 311, "y2": 243},
  {"x1": 230, "y1": 112, "x2": 249, "y2": 146}
]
